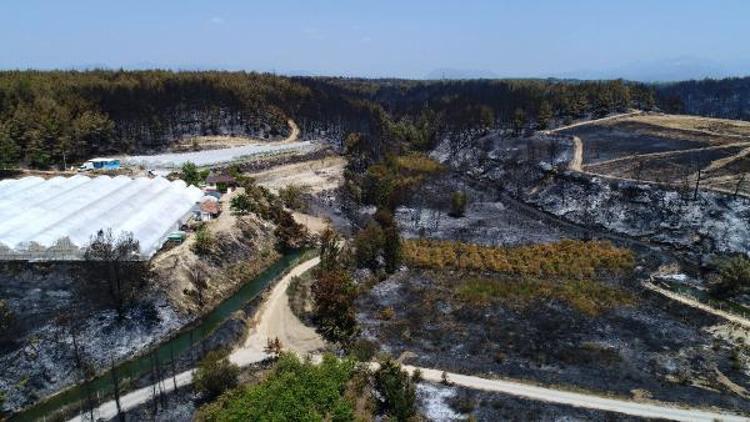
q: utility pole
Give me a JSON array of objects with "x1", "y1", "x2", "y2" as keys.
[
  {"x1": 693, "y1": 169, "x2": 701, "y2": 201},
  {"x1": 170, "y1": 344, "x2": 178, "y2": 392},
  {"x1": 734, "y1": 173, "x2": 746, "y2": 198},
  {"x1": 111, "y1": 359, "x2": 124, "y2": 422}
]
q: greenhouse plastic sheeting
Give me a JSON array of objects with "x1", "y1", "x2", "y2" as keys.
[
  {"x1": 0, "y1": 175, "x2": 204, "y2": 260},
  {"x1": 122, "y1": 141, "x2": 314, "y2": 169}
]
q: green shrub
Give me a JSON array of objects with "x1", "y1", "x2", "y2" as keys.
[
  {"x1": 196, "y1": 353, "x2": 356, "y2": 421},
  {"x1": 278, "y1": 184, "x2": 311, "y2": 211},
  {"x1": 194, "y1": 351, "x2": 240, "y2": 400},
  {"x1": 229, "y1": 192, "x2": 253, "y2": 215},
  {"x1": 373, "y1": 359, "x2": 417, "y2": 421},
  {"x1": 354, "y1": 221, "x2": 384, "y2": 270},
  {"x1": 181, "y1": 161, "x2": 209, "y2": 187},
  {"x1": 349, "y1": 338, "x2": 377, "y2": 362},
  {"x1": 711, "y1": 256, "x2": 750, "y2": 298},
  {"x1": 449, "y1": 191, "x2": 468, "y2": 218},
  {"x1": 192, "y1": 226, "x2": 215, "y2": 256}
]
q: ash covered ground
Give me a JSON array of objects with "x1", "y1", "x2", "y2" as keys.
[
  {"x1": 354, "y1": 129, "x2": 750, "y2": 416},
  {"x1": 395, "y1": 174, "x2": 571, "y2": 247},
  {"x1": 432, "y1": 130, "x2": 750, "y2": 259},
  {"x1": 417, "y1": 381, "x2": 665, "y2": 422},
  {"x1": 357, "y1": 269, "x2": 750, "y2": 413},
  {"x1": 0, "y1": 263, "x2": 188, "y2": 412}
]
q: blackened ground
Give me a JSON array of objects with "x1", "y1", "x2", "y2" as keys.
[
  {"x1": 396, "y1": 174, "x2": 574, "y2": 247},
  {"x1": 560, "y1": 123, "x2": 703, "y2": 164},
  {"x1": 357, "y1": 270, "x2": 750, "y2": 414},
  {"x1": 445, "y1": 384, "x2": 667, "y2": 422}
]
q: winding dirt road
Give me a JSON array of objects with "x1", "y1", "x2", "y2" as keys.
[
  {"x1": 546, "y1": 110, "x2": 643, "y2": 134},
  {"x1": 229, "y1": 257, "x2": 325, "y2": 366},
  {"x1": 68, "y1": 256, "x2": 324, "y2": 422},
  {"x1": 71, "y1": 253, "x2": 750, "y2": 422}
]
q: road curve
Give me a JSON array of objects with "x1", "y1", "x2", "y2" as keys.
[
  {"x1": 546, "y1": 110, "x2": 643, "y2": 134},
  {"x1": 67, "y1": 256, "x2": 323, "y2": 422},
  {"x1": 70, "y1": 255, "x2": 750, "y2": 422}
]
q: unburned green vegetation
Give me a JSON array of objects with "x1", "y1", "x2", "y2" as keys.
[
  {"x1": 710, "y1": 255, "x2": 750, "y2": 299},
  {"x1": 196, "y1": 354, "x2": 357, "y2": 421},
  {"x1": 359, "y1": 153, "x2": 445, "y2": 210},
  {"x1": 195, "y1": 352, "x2": 418, "y2": 421},
  {"x1": 229, "y1": 179, "x2": 309, "y2": 251}
]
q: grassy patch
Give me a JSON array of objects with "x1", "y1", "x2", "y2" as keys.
[
  {"x1": 405, "y1": 240, "x2": 636, "y2": 316},
  {"x1": 457, "y1": 276, "x2": 635, "y2": 316},
  {"x1": 404, "y1": 239, "x2": 634, "y2": 277}
]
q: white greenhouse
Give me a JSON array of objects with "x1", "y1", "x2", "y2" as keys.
[
  {"x1": 122, "y1": 141, "x2": 314, "y2": 169},
  {"x1": 0, "y1": 175, "x2": 204, "y2": 260}
]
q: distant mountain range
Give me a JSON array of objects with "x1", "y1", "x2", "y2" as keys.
[
  {"x1": 561, "y1": 56, "x2": 737, "y2": 82},
  {"x1": 424, "y1": 68, "x2": 500, "y2": 80},
  {"x1": 425, "y1": 57, "x2": 749, "y2": 82},
  {"x1": 28, "y1": 57, "x2": 750, "y2": 83}
]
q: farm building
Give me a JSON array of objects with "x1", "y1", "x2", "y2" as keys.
[
  {"x1": 199, "y1": 200, "x2": 221, "y2": 221},
  {"x1": 0, "y1": 175, "x2": 204, "y2": 260},
  {"x1": 205, "y1": 171, "x2": 237, "y2": 192}
]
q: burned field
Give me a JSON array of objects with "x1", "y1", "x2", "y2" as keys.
[
  {"x1": 562, "y1": 114, "x2": 750, "y2": 165},
  {"x1": 585, "y1": 145, "x2": 746, "y2": 184},
  {"x1": 395, "y1": 175, "x2": 572, "y2": 247},
  {"x1": 356, "y1": 240, "x2": 750, "y2": 413},
  {"x1": 560, "y1": 122, "x2": 704, "y2": 165},
  {"x1": 560, "y1": 114, "x2": 750, "y2": 196},
  {"x1": 420, "y1": 382, "x2": 665, "y2": 422}
]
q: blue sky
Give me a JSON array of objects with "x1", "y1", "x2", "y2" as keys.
[{"x1": 1, "y1": 0, "x2": 749, "y2": 80}]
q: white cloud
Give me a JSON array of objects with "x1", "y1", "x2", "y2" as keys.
[{"x1": 210, "y1": 17, "x2": 225, "y2": 25}]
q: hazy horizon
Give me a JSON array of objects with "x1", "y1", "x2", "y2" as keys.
[{"x1": 2, "y1": 0, "x2": 749, "y2": 82}]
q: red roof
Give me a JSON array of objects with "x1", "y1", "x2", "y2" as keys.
[{"x1": 200, "y1": 201, "x2": 220, "y2": 214}]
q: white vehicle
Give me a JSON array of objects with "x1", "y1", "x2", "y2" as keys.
[{"x1": 79, "y1": 158, "x2": 121, "y2": 171}]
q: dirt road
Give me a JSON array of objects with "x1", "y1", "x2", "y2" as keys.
[
  {"x1": 403, "y1": 365, "x2": 750, "y2": 422},
  {"x1": 229, "y1": 257, "x2": 325, "y2": 366},
  {"x1": 643, "y1": 281, "x2": 750, "y2": 329},
  {"x1": 546, "y1": 110, "x2": 643, "y2": 134},
  {"x1": 68, "y1": 256, "x2": 323, "y2": 422},
  {"x1": 568, "y1": 136, "x2": 583, "y2": 171},
  {"x1": 248, "y1": 156, "x2": 346, "y2": 194},
  {"x1": 70, "y1": 253, "x2": 750, "y2": 422}
]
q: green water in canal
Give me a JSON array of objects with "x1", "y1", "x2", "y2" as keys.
[{"x1": 12, "y1": 250, "x2": 310, "y2": 421}]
